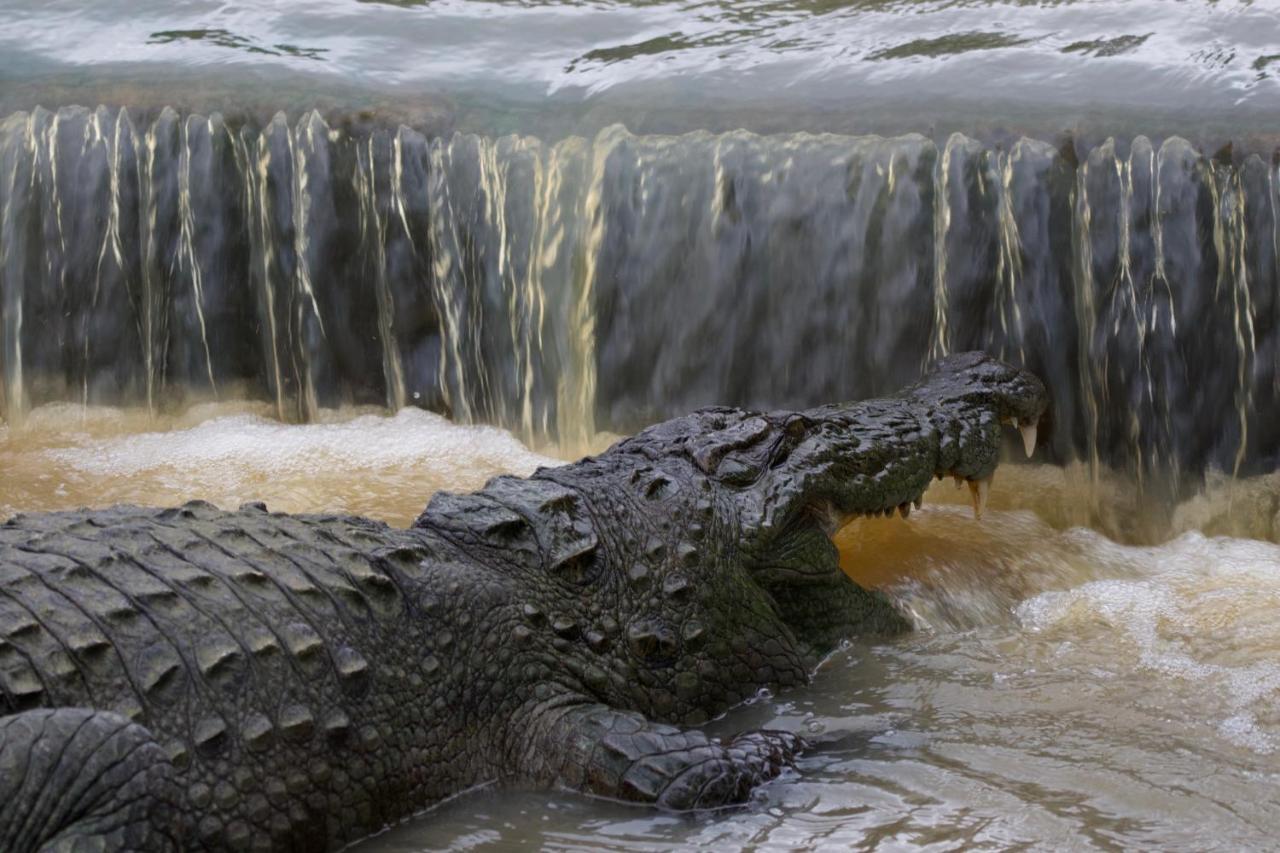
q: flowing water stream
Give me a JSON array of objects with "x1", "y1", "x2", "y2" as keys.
[{"x1": 4, "y1": 0, "x2": 1280, "y2": 848}]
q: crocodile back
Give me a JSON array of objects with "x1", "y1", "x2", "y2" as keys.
[{"x1": 0, "y1": 501, "x2": 443, "y2": 845}]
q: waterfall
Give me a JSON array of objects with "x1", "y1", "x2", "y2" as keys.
[{"x1": 1, "y1": 105, "x2": 1277, "y2": 489}]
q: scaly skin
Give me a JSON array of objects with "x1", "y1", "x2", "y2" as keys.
[{"x1": 0, "y1": 352, "x2": 1045, "y2": 851}]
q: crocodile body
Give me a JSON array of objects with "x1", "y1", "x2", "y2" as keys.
[{"x1": 0, "y1": 352, "x2": 1046, "y2": 851}]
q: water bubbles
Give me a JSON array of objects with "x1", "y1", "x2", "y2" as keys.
[
  {"x1": 1219, "y1": 714, "x2": 1275, "y2": 754},
  {"x1": 1011, "y1": 532, "x2": 1280, "y2": 756}
]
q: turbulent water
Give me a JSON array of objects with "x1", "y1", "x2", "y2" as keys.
[
  {"x1": 4, "y1": 0, "x2": 1280, "y2": 848},
  {"x1": 4, "y1": 405, "x2": 1280, "y2": 850}
]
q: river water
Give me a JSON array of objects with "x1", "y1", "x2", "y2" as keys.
[
  {"x1": 3, "y1": 0, "x2": 1280, "y2": 140},
  {"x1": 4, "y1": 0, "x2": 1280, "y2": 848},
  {"x1": 3, "y1": 404, "x2": 1280, "y2": 849}
]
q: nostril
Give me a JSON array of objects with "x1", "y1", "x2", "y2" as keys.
[{"x1": 642, "y1": 475, "x2": 677, "y2": 500}]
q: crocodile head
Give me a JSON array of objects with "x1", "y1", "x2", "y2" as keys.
[
  {"x1": 718, "y1": 350, "x2": 1048, "y2": 654},
  {"x1": 418, "y1": 352, "x2": 1047, "y2": 725}
]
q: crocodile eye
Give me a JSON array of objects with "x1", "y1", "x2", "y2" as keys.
[{"x1": 715, "y1": 451, "x2": 765, "y2": 485}]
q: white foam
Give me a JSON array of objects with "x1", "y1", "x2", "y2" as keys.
[
  {"x1": 47, "y1": 407, "x2": 560, "y2": 480},
  {"x1": 22, "y1": 406, "x2": 565, "y2": 525},
  {"x1": 1016, "y1": 532, "x2": 1280, "y2": 754}
]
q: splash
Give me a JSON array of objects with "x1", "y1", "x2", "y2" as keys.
[{"x1": 1017, "y1": 533, "x2": 1280, "y2": 754}]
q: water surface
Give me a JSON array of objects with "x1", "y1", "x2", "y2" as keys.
[{"x1": 4, "y1": 0, "x2": 1279, "y2": 138}]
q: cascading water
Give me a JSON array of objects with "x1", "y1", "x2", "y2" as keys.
[{"x1": 1, "y1": 105, "x2": 1277, "y2": 493}]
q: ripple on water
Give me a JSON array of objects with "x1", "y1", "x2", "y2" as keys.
[{"x1": 3, "y1": 0, "x2": 1280, "y2": 138}]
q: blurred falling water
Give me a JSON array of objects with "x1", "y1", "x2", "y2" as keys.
[{"x1": 1, "y1": 106, "x2": 1277, "y2": 490}]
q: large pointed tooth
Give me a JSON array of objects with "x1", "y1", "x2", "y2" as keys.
[
  {"x1": 967, "y1": 476, "x2": 992, "y2": 520},
  {"x1": 913, "y1": 496, "x2": 923, "y2": 510},
  {"x1": 1019, "y1": 422, "x2": 1037, "y2": 458},
  {"x1": 898, "y1": 503, "x2": 911, "y2": 519},
  {"x1": 952, "y1": 474, "x2": 963, "y2": 489}
]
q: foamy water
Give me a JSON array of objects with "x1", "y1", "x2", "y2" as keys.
[
  {"x1": 1017, "y1": 532, "x2": 1280, "y2": 755},
  {"x1": 3, "y1": 403, "x2": 1279, "y2": 849},
  {"x1": 1, "y1": 403, "x2": 563, "y2": 527}
]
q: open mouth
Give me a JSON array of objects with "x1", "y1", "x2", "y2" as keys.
[
  {"x1": 813, "y1": 416, "x2": 1040, "y2": 530},
  {"x1": 936, "y1": 416, "x2": 1038, "y2": 520}
]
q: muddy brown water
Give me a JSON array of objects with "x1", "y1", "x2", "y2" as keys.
[{"x1": 4, "y1": 404, "x2": 1280, "y2": 850}]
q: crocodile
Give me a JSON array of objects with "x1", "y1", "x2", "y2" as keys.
[{"x1": 0, "y1": 351, "x2": 1045, "y2": 851}]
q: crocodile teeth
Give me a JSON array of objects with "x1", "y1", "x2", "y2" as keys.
[
  {"x1": 898, "y1": 503, "x2": 911, "y2": 519},
  {"x1": 913, "y1": 496, "x2": 923, "y2": 510},
  {"x1": 967, "y1": 475, "x2": 992, "y2": 520},
  {"x1": 1019, "y1": 422, "x2": 1037, "y2": 458}
]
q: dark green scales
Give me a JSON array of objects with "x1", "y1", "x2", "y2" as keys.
[{"x1": 0, "y1": 353, "x2": 1045, "y2": 851}]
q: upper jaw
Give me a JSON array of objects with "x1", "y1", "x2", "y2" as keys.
[
  {"x1": 905, "y1": 352, "x2": 1049, "y2": 435},
  {"x1": 612, "y1": 353, "x2": 1047, "y2": 578},
  {"x1": 782, "y1": 356, "x2": 1049, "y2": 528}
]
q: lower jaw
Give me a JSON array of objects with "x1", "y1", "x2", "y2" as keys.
[{"x1": 767, "y1": 572, "x2": 912, "y2": 653}]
